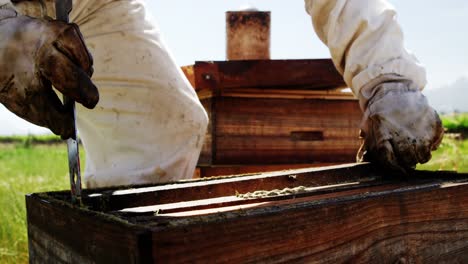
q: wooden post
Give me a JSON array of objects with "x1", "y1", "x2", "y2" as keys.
[{"x1": 226, "y1": 10, "x2": 271, "y2": 60}]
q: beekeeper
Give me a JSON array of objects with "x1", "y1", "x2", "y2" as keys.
[{"x1": 0, "y1": 0, "x2": 443, "y2": 188}]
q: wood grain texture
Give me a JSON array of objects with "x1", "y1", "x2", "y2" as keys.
[
  {"x1": 197, "y1": 98, "x2": 214, "y2": 165},
  {"x1": 84, "y1": 163, "x2": 377, "y2": 212},
  {"x1": 186, "y1": 59, "x2": 361, "y2": 166},
  {"x1": 113, "y1": 182, "x2": 425, "y2": 217},
  {"x1": 190, "y1": 59, "x2": 347, "y2": 92},
  {"x1": 209, "y1": 97, "x2": 362, "y2": 164},
  {"x1": 26, "y1": 195, "x2": 153, "y2": 264},
  {"x1": 149, "y1": 182, "x2": 468, "y2": 263},
  {"x1": 197, "y1": 163, "x2": 337, "y2": 177},
  {"x1": 27, "y1": 165, "x2": 468, "y2": 263}
]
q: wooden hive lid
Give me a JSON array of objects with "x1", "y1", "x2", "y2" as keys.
[{"x1": 182, "y1": 59, "x2": 356, "y2": 100}]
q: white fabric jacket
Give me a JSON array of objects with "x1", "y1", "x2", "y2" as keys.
[
  {"x1": 304, "y1": 0, "x2": 427, "y2": 96},
  {"x1": 3, "y1": 0, "x2": 427, "y2": 187},
  {"x1": 70, "y1": 0, "x2": 209, "y2": 188},
  {"x1": 5, "y1": 0, "x2": 209, "y2": 188}
]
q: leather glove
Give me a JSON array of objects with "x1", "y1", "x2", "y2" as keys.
[
  {"x1": 357, "y1": 75, "x2": 444, "y2": 173},
  {"x1": 10, "y1": 0, "x2": 55, "y2": 18},
  {"x1": 0, "y1": 7, "x2": 99, "y2": 139}
]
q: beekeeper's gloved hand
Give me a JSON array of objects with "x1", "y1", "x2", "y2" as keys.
[
  {"x1": 0, "y1": 6, "x2": 99, "y2": 139},
  {"x1": 357, "y1": 75, "x2": 444, "y2": 173}
]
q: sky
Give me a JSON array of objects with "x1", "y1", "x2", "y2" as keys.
[{"x1": 1, "y1": 0, "x2": 467, "y2": 135}]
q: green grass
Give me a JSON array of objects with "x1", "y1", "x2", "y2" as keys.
[
  {"x1": 0, "y1": 142, "x2": 82, "y2": 264},
  {"x1": 0, "y1": 134, "x2": 62, "y2": 145},
  {"x1": 418, "y1": 137, "x2": 468, "y2": 172},
  {"x1": 441, "y1": 113, "x2": 468, "y2": 134}
]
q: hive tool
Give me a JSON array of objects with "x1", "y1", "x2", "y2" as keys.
[{"x1": 56, "y1": 0, "x2": 82, "y2": 205}]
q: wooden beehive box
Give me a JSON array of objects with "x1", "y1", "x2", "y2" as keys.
[
  {"x1": 182, "y1": 59, "x2": 362, "y2": 168},
  {"x1": 27, "y1": 163, "x2": 468, "y2": 263}
]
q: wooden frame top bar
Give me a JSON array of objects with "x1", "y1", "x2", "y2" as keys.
[
  {"x1": 35, "y1": 163, "x2": 468, "y2": 217},
  {"x1": 182, "y1": 59, "x2": 348, "y2": 94}
]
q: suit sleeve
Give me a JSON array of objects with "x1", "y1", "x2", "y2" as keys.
[
  {"x1": 0, "y1": 0, "x2": 14, "y2": 8},
  {"x1": 304, "y1": 0, "x2": 426, "y2": 96}
]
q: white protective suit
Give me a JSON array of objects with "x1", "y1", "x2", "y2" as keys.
[
  {"x1": 70, "y1": 1, "x2": 209, "y2": 188},
  {"x1": 2, "y1": 0, "x2": 439, "y2": 187},
  {"x1": 304, "y1": 0, "x2": 426, "y2": 100},
  {"x1": 71, "y1": 1, "x2": 209, "y2": 188},
  {"x1": 3, "y1": 0, "x2": 209, "y2": 188},
  {"x1": 304, "y1": 0, "x2": 442, "y2": 171}
]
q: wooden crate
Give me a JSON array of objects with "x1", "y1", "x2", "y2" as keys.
[
  {"x1": 27, "y1": 163, "x2": 468, "y2": 263},
  {"x1": 182, "y1": 59, "x2": 363, "y2": 166}
]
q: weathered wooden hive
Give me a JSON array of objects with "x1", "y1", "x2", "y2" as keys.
[
  {"x1": 183, "y1": 59, "x2": 362, "y2": 177},
  {"x1": 182, "y1": 10, "x2": 362, "y2": 177},
  {"x1": 27, "y1": 9, "x2": 468, "y2": 264},
  {"x1": 27, "y1": 164, "x2": 468, "y2": 263}
]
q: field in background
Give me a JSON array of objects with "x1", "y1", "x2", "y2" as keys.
[
  {"x1": 0, "y1": 113, "x2": 467, "y2": 263},
  {"x1": 416, "y1": 113, "x2": 468, "y2": 172},
  {"x1": 441, "y1": 112, "x2": 468, "y2": 136},
  {"x1": 417, "y1": 137, "x2": 468, "y2": 172},
  {"x1": 0, "y1": 141, "x2": 83, "y2": 263}
]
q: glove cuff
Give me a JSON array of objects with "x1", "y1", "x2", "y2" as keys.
[
  {"x1": 0, "y1": 1, "x2": 17, "y2": 20},
  {"x1": 11, "y1": 0, "x2": 53, "y2": 18},
  {"x1": 0, "y1": 0, "x2": 12, "y2": 7},
  {"x1": 358, "y1": 75, "x2": 423, "y2": 135},
  {"x1": 358, "y1": 74, "x2": 420, "y2": 111}
]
